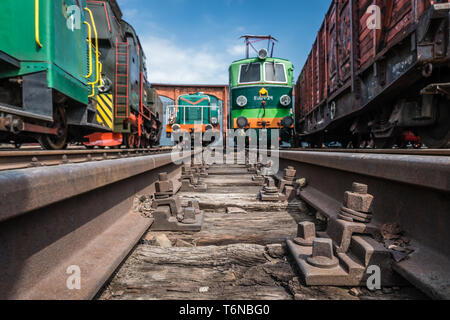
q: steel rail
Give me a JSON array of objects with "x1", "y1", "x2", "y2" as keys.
[
  {"x1": 0, "y1": 149, "x2": 189, "y2": 300},
  {"x1": 282, "y1": 148, "x2": 450, "y2": 157},
  {"x1": 279, "y1": 150, "x2": 450, "y2": 299},
  {"x1": 0, "y1": 147, "x2": 174, "y2": 171}
]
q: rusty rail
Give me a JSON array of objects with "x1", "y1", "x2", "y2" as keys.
[
  {"x1": 283, "y1": 148, "x2": 450, "y2": 157},
  {"x1": 279, "y1": 150, "x2": 450, "y2": 299},
  {"x1": 0, "y1": 147, "x2": 174, "y2": 171},
  {"x1": 0, "y1": 149, "x2": 187, "y2": 300}
]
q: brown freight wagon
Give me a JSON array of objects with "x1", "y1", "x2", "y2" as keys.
[{"x1": 295, "y1": 0, "x2": 450, "y2": 148}]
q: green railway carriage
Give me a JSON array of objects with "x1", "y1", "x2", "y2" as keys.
[
  {"x1": 0, "y1": 0, "x2": 163, "y2": 149},
  {"x1": 0, "y1": 0, "x2": 104, "y2": 149},
  {"x1": 229, "y1": 36, "x2": 295, "y2": 145}
]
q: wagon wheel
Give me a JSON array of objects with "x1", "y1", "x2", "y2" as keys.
[
  {"x1": 346, "y1": 134, "x2": 363, "y2": 149},
  {"x1": 373, "y1": 137, "x2": 395, "y2": 149},
  {"x1": 418, "y1": 98, "x2": 450, "y2": 148},
  {"x1": 39, "y1": 105, "x2": 68, "y2": 150},
  {"x1": 310, "y1": 137, "x2": 323, "y2": 149}
]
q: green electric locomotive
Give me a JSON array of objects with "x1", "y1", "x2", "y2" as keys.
[
  {"x1": 166, "y1": 92, "x2": 221, "y2": 143},
  {"x1": 229, "y1": 35, "x2": 294, "y2": 145}
]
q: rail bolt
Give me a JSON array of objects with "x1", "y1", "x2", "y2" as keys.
[
  {"x1": 343, "y1": 183, "x2": 374, "y2": 214},
  {"x1": 263, "y1": 177, "x2": 279, "y2": 194},
  {"x1": 156, "y1": 172, "x2": 173, "y2": 195},
  {"x1": 306, "y1": 238, "x2": 339, "y2": 269},
  {"x1": 351, "y1": 182, "x2": 368, "y2": 194},
  {"x1": 284, "y1": 166, "x2": 297, "y2": 181},
  {"x1": 182, "y1": 207, "x2": 196, "y2": 224},
  {"x1": 294, "y1": 222, "x2": 316, "y2": 247}
]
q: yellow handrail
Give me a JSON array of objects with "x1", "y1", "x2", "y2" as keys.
[
  {"x1": 84, "y1": 8, "x2": 100, "y2": 87},
  {"x1": 84, "y1": 21, "x2": 93, "y2": 78},
  {"x1": 35, "y1": 0, "x2": 43, "y2": 48},
  {"x1": 88, "y1": 62, "x2": 103, "y2": 98}
]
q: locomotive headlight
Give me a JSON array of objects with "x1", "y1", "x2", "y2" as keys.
[
  {"x1": 211, "y1": 117, "x2": 218, "y2": 125},
  {"x1": 280, "y1": 95, "x2": 292, "y2": 106},
  {"x1": 236, "y1": 95, "x2": 248, "y2": 107},
  {"x1": 258, "y1": 48, "x2": 268, "y2": 60}
]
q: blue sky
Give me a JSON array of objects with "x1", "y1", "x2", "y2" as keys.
[{"x1": 117, "y1": 0, "x2": 331, "y2": 84}]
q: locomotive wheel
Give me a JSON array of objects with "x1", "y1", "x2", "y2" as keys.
[
  {"x1": 143, "y1": 138, "x2": 149, "y2": 149},
  {"x1": 39, "y1": 106, "x2": 68, "y2": 150},
  {"x1": 125, "y1": 133, "x2": 135, "y2": 149},
  {"x1": 418, "y1": 99, "x2": 450, "y2": 148},
  {"x1": 135, "y1": 135, "x2": 141, "y2": 149}
]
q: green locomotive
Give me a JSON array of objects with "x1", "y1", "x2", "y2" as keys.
[
  {"x1": 0, "y1": 0, "x2": 162, "y2": 149},
  {"x1": 229, "y1": 35, "x2": 294, "y2": 145},
  {"x1": 166, "y1": 92, "x2": 221, "y2": 143}
]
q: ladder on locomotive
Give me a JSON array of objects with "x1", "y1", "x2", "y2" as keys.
[{"x1": 115, "y1": 38, "x2": 129, "y2": 119}]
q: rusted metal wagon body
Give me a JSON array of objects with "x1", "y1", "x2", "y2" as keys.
[{"x1": 296, "y1": 0, "x2": 450, "y2": 148}]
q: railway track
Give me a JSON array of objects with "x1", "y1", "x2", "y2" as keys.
[
  {"x1": 0, "y1": 147, "x2": 447, "y2": 172},
  {"x1": 0, "y1": 148, "x2": 448, "y2": 300},
  {"x1": 0, "y1": 147, "x2": 175, "y2": 171},
  {"x1": 98, "y1": 161, "x2": 427, "y2": 301},
  {"x1": 278, "y1": 150, "x2": 450, "y2": 299},
  {"x1": 0, "y1": 148, "x2": 187, "y2": 299}
]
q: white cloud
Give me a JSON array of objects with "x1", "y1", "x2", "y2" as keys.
[
  {"x1": 122, "y1": 8, "x2": 139, "y2": 19},
  {"x1": 142, "y1": 36, "x2": 242, "y2": 85},
  {"x1": 227, "y1": 44, "x2": 246, "y2": 57}
]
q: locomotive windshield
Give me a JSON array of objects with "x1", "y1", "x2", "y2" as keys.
[
  {"x1": 265, "y1": 63, "x2": 287, "y2": 83},
  {"x1": 239, "y1": 63, "x2": 261, "y2": 83}
]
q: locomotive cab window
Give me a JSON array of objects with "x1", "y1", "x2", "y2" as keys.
[
  {"x1": 239, "y1": 63, "x2": 261, "y2": 84},
  {"x1": 264, "y1": 63, "x2": 287, "y2": 83}
]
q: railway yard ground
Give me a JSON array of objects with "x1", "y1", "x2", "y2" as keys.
[{"x1": 2, "y1": 0, "x2": 450, "y2": 309}]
